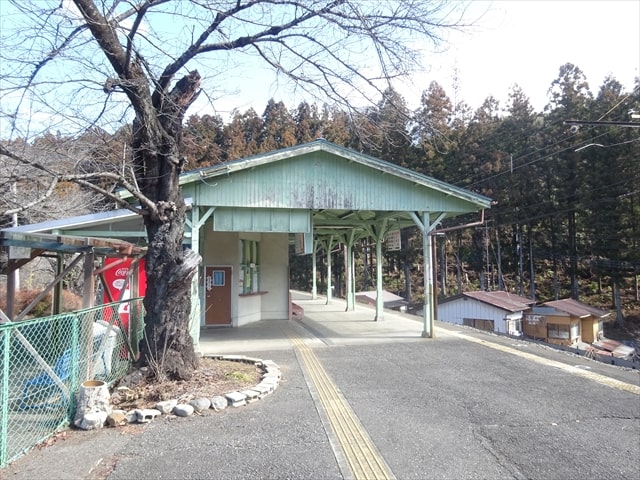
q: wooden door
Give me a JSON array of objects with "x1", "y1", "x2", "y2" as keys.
[{"x1": 204, "y1": 266, "x2": 232, "y2": 326}]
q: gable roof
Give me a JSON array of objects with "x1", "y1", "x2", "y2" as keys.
[
  {"x1": 541, "y1": 299, "x2": 610, "y2": 318},
  {"x1": 177, "y1": 139, "x2": 493, "y2": 237},
  {"x1": 182, "y1": 139, "x2": 492, "y2": 210},
  {"x1": 439, "y1": 291, "x2": 535, "y2": 312},
  {"x1": 4, "y1": 141, "x2": 491, "y2": 245}
]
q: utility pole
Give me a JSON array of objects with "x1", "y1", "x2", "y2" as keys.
[
  {"x1": 484, "y1": 221, "x2": 491, "y2": 290},
  {"x1": 10, "y1": 181, "x2": 20, "y2": 289}
]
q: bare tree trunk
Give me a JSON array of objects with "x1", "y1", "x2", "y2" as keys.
[
  {"x1": 517, "y1": 224, "x2": 524, "y2": 296},
  {"x1": 133, "y1": 71, "x2": 203, "y2": 380},
  {"x1": 438, "y1": 238, "x2": 446, "y2": 297},
  {"x1": 141, "y1": 219, "x2": 200, "y2": 380},
  {"x1": 455, "y1": 235, "x2": 462, "y2": 294},
  {"x1": 613, "y1": 279, "x2": 624, "y2": 328},
  {"x1": 403, "y1": 261, "x2": 412, "y2": 301},
  {"x1": 568, "y1": 210, "x2": 579, "y2": 300},
  {"x1": 496, "y1": 227, "x2": 504, "y2": 291},
  {"x1": 528, "y1": 223, "x2": 536, "y2": 301},
  {"x1": 362, "y1": 239, "x2": 369, "y2": 290},
  {"x1": 550, "y1": 217, "x2": 559, "y2": 300}
]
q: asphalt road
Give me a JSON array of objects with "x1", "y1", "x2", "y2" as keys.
[{"x1": 5, "y1": 305, "x2": 640, "y2": 480}]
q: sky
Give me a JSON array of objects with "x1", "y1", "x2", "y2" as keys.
[
  {"x1": 1, "y1": 0, "x2": 638, "y2": 137},
  {"x1": 209, "y1": 0, "x2": 640, "y2": 117}
]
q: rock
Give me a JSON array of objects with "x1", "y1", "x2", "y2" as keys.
[
  {"x1": 210, "y1": 396, "x2": 228, "y2": 412},
  {"x1": 257, "y1": 380, "x2": 276, "y2": 393},
  {"x1": 106, "y1": 410, "x2": 127, "y2": 427},
  {"x1": 117, "y1": 369, "x2": 147, "y2": 389},
  {"x1": 125, "y1": 410, "x2": 138, "y2": 423},
  {"x1": 173, "y1": 404, "x2": 194, "y2": 417},
  {"x1": 135, "y1": 408, "x2": 161, "y2": 423},
  {"x1": 155, "y1": 399, "x2": 178, "y2": 414},
  {"x1": 76, "y1": 411, "x2": 107, "y2": 430},
  {"x1": 116, "y1": 386, "x2": 138, "y2": 402},
  {"x1": 225, "y1": 391, "x2": 247, "y2": 407},
  {"x1": 190, "y1": 397, "x2": 211, "y2": 412}
]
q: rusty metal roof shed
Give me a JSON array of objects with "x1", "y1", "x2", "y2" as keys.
[
  {"x1": 439, "y1": 291, "x2": 535, "y2": 313},
  {"x1": 542, "y1": 299, "x2": 610, "y2": 319}
]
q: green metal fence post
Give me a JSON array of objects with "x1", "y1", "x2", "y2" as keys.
[
  {"x1": 0, "y1": 328, "x2": 11, "y2": 467},
  {"x1": 68, "y1": 313, "x2": 81, "y2": 419},
  {"x1": 0, "y1": 300, "x2": 144, "y2": 466}
]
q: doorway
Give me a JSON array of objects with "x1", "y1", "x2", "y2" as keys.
[{"x1": 204, "y1": 266, "x2": 232, "y2": 326}]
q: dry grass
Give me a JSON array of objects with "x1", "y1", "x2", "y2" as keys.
[
  {"x1": 0, "y1": 287, "x2": 83, "y2": 317},
  {"x1": 111, "y1": 358, "x2": 262, "y2": 410}
]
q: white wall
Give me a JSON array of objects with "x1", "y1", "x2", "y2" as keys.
[
  {"x1": 201, "y1": 229, "x2": 289, "y2": 327},
  {"x1": 258, "y1": 233, "x2": 290, "y2": 320},
  {"x1": 437, "y1": 297, "x2": 509, "y2": 334}
]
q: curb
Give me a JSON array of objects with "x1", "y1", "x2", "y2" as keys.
[{"x1": 107, "y1": 355, "x2": 281, "y2": 425}]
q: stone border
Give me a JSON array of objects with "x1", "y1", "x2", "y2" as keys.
[{"x1": 105, "y1": 355, "x2": 281, "y2": 427}]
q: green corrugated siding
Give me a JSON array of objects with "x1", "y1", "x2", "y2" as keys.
[
  {"x1": 194, "y1": 152, "x2": 479, "y2": 213},
  {"x1": 213, "y1": 208, "x2": 311, "y2": 232}
]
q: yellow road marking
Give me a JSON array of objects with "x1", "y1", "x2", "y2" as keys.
[
  {"x1": 436, "y1": 327, "x2": 640, "y2": 395},
  {"x1": 287, "y1": 328, "x2": 395, "y2": 480}
]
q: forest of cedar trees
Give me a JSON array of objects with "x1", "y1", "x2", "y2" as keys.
[{"x1": 2, "y1": 63, "x2": 639, "y2": 339}]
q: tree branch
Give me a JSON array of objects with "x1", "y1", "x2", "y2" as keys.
[
  {"x1": 73, "y1": 0, "x2": 153, "y2": 120},
  {"x1": 0, "y1": 144, "x2": 156, "y2": 217},
  {"x1": 2, "y1": 177, "x2": 58, "y2": 217}
]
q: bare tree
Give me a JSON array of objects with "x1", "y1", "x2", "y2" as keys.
[
  {"x1": 0, "y1": 136, "x2": 107, "y2": 227},
  {"x1": 0, "y1": 0, "x2": 472, "y2": 380}
]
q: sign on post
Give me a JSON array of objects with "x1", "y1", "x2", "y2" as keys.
[{"x1": 385, "y1": 230, "x2": 401, "y2": 251}]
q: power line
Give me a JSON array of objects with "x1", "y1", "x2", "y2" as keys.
[{"x1": 564, "y1": 120, "x2": 640, "y2": 128}]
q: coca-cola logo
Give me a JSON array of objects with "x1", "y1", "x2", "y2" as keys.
[{"x1": 115, "y1": 268, "x2": 129, "y2": 277}]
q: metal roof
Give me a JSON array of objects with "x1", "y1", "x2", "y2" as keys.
[
  {"x1": 0, "y1": 230, "x2": 146, "y2": 257},
  {"x1": 355, "y1": 290, "x2": 409, "y2": 309},
  {"x1": 183, "y1": 139, "x2": 492, "y2": 209},
  {"x1": 1, "y1": 199, "x2": 192, "y2": 241},
  {"x1": 3, "y1": 140, "x2": 491, "y2": 251},
  {"x1": 439, "y1": 290, "x2": 535, "y2": 312},
  {"x1": 180, "y1": 139, "x2": 491, "y2": 239},
  {"x1": 542, "y1": 299, "x2": 610, "y2": 319},
  {"x1": 3, "y1": 207, "x2": 141, "y2": 234}
]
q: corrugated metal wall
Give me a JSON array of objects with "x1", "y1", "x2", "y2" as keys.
[{"x1": 188, "y1": 152, "x2": 473, "y2": 213}]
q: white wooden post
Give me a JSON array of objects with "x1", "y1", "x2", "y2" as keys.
[{"x1": 375, "y1": 233, "x2": 384, "y2": 321}]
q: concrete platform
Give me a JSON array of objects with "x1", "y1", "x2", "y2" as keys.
[{"x1": 199, "y1": 290, "x2": 426, "y2": 356}]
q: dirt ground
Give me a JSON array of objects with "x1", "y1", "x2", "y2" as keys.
[
  {"x1": 110, "y1": 357, "x2": 262, "y2": 410},
  {"x1": 604, "y1": 313, "x2": 640, "y2": 344}
]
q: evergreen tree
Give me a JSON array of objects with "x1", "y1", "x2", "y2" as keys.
[
  {"x1": 223, "y1": 108, "x2": 263, "y2": 161},
  {"x1": 320, "y1": 105, "x2": 354, "y2": 147},
  {"x1": 582, "y1": 77, "x2": 639, "y2": 324},
  {"x1": 183, "y1": 114, "x2": 225, "y2": 168},
  {"x1": 412, "y1": 81, "x2": 455, "y2": 177},
  {"x1": 294, "y1": 102, "x2": 323, "y2": 144},
  {"x1": 495, "y1": 86, "x2": 545, "y2": 297},
  {"x1": 260, "y1": 99, "x2": 297, "y2": 152},
  {"x1": 543, "y1": 63, "x2": 593, "y2": 300}
]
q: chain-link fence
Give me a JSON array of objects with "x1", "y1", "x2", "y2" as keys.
[{"x1": 0, "y1": 299, "x2": 144, "y2": 467}]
